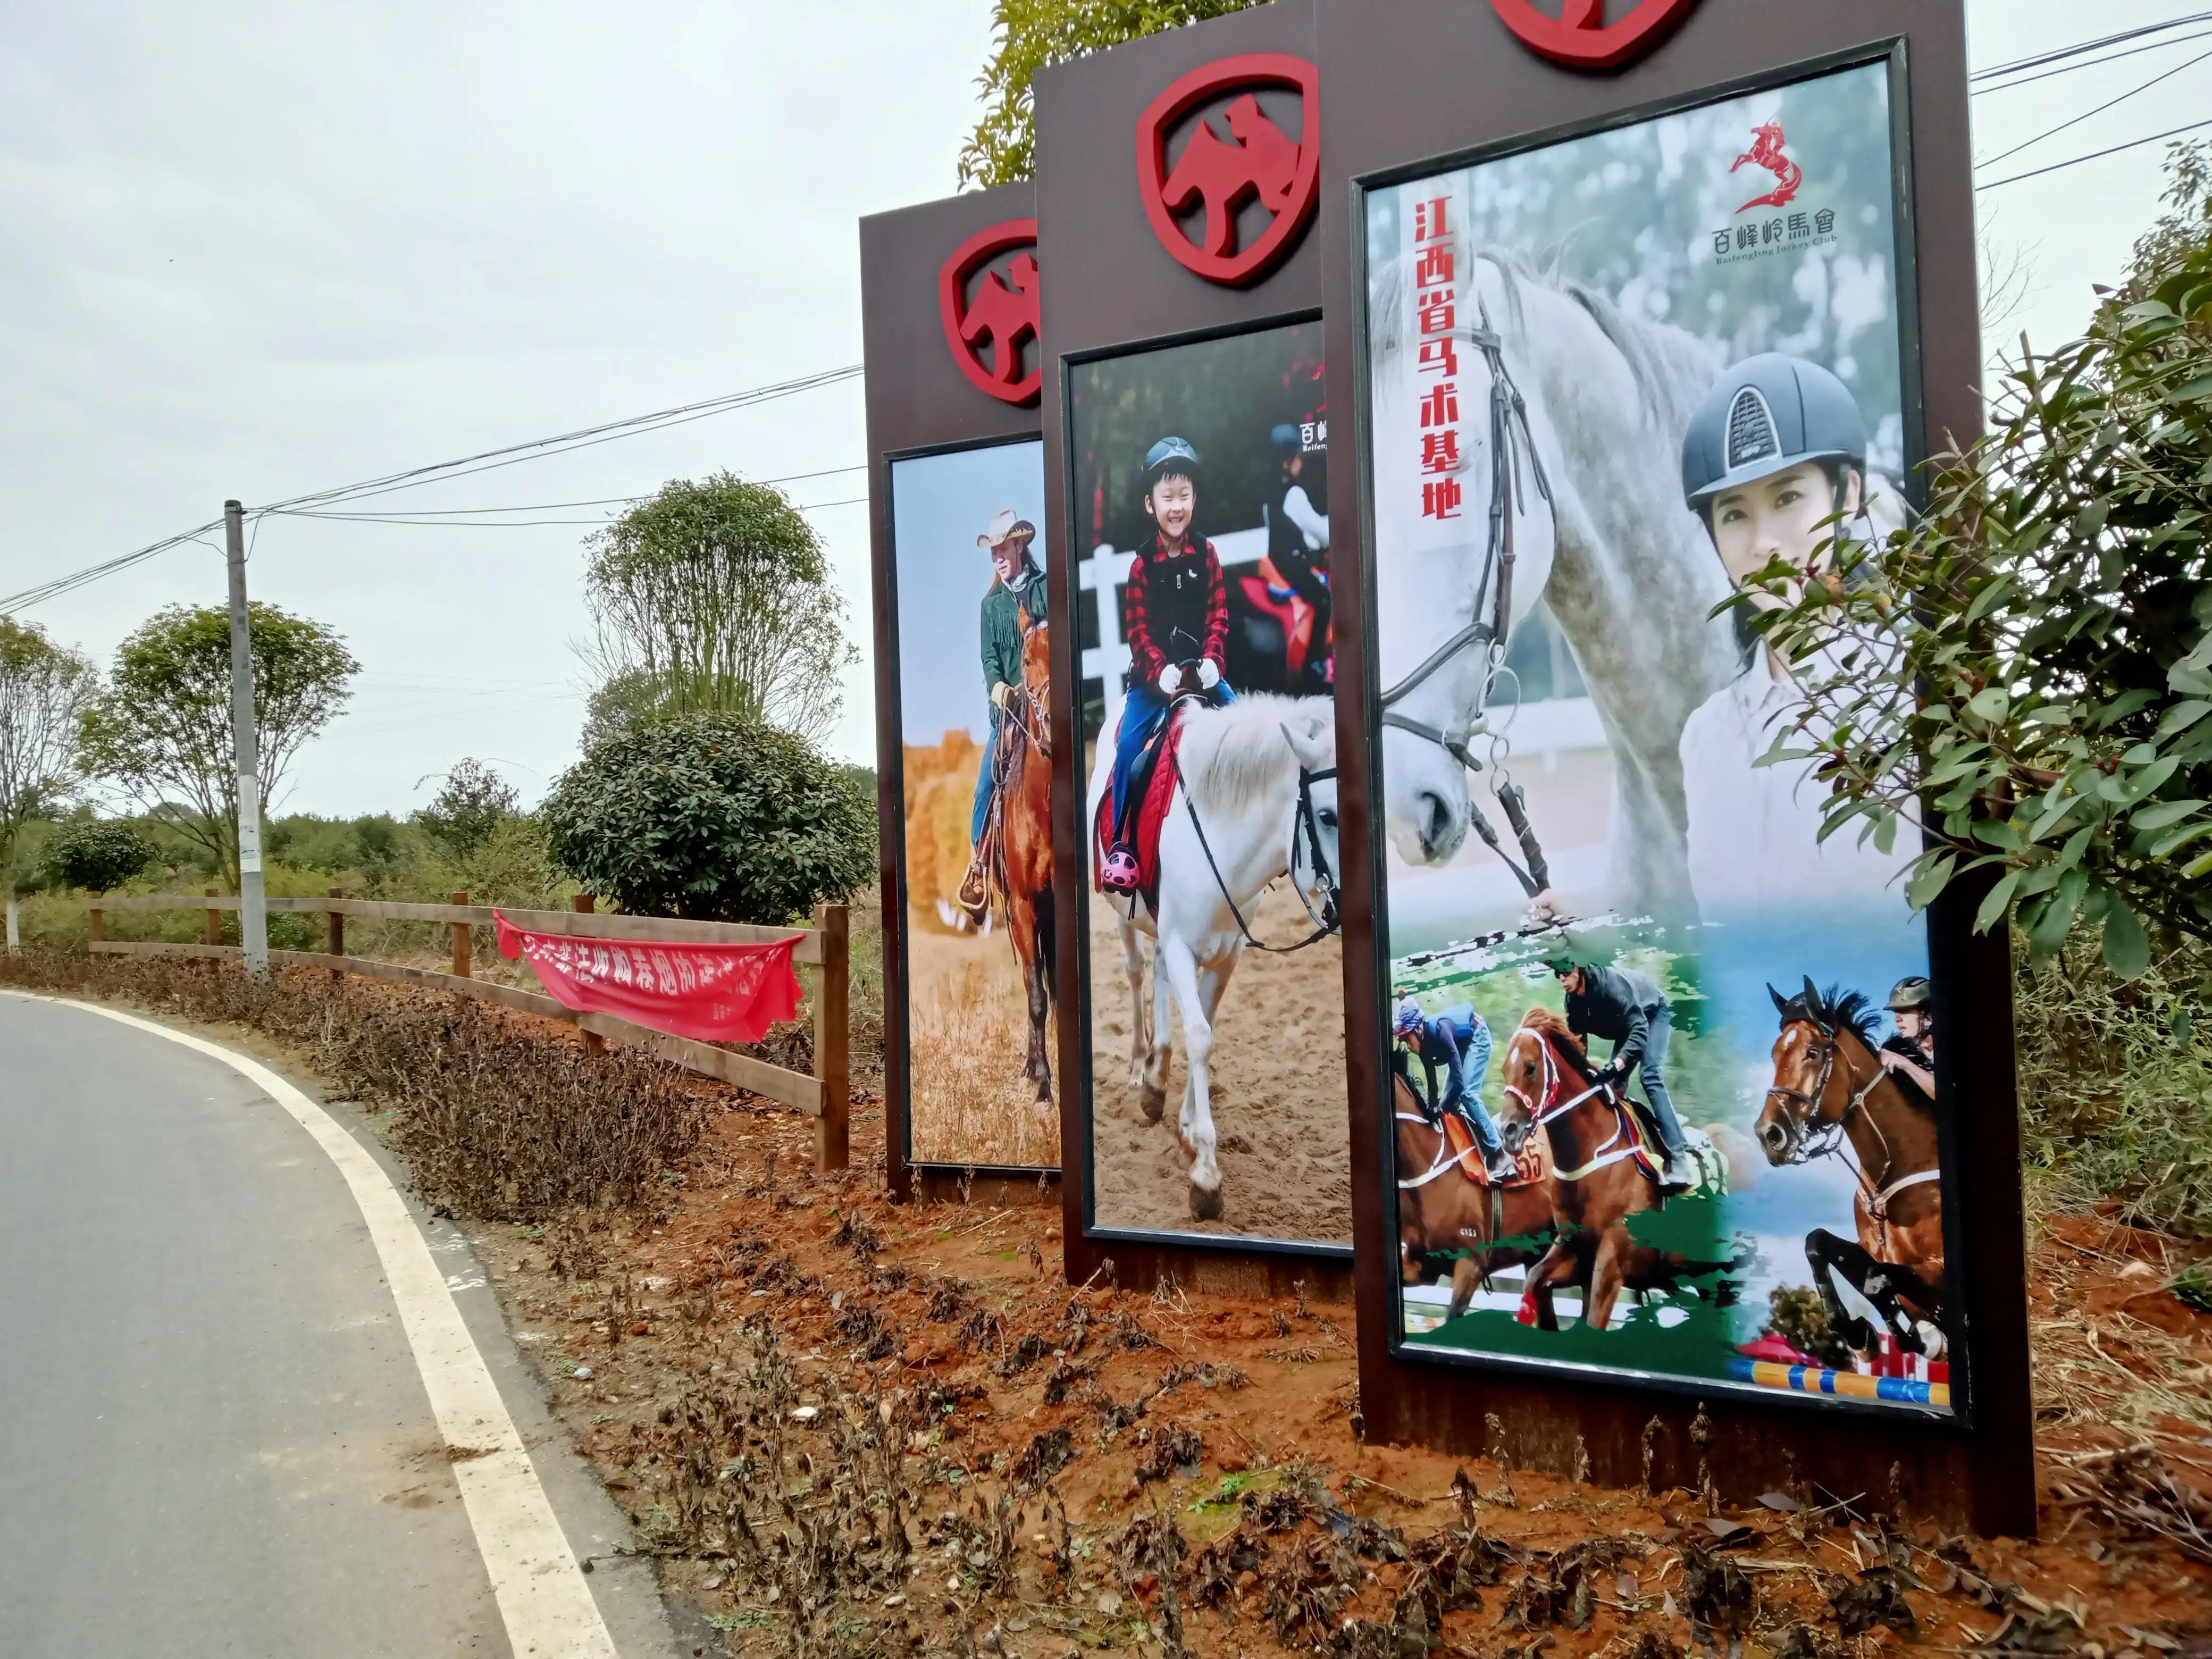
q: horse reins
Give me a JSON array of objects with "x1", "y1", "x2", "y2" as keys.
[
  {"x1": 1769, "y1": 1021, "x2": 1938, "y2": 1236},
  {"x1": 1375, "y1": 295, "x2": 1556, "y2": 900},
  {"x1": 1502, "y1": 1027, "x2": 1652, "y2": 1184},
  {"x1": 1170, "y1": 750, "x2": 1340, "y2": 954}
]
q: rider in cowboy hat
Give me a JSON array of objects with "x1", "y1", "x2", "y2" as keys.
[
  {"x1": 1677, "y1": 353, "x2": 1903, "y2": 917},
  {"x1": 1100, "y1": 436, "x2": 1234, "y2": 896},
  {"x1": 1549, "y1": 955, "x2": 1694, "y2": 1193},
  {"x1": 1394, "y1": 996, "x2": 1515, "y2": 1183},
  {"x1": 957, "y1": 509, "x2": 1045, "y2": 924},
  {"x1": 1878, "y1": 975, "x2": 1936, "y2": 1099}
]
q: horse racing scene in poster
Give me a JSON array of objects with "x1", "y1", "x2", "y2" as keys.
[
  {"x1": 1366, "y1": 62, "x2": 1957, "y2": 1411},
  {"x1": 891, "y1": 439, "x2": 1060, "y2": 1169},
  {"x1": 1070, "y1": 321, "x2": 1352, "y2": 1244}
]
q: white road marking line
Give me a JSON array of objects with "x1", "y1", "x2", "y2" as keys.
[{"x1": 13, "y1": 994, "x2": 618, "y2": 1659}]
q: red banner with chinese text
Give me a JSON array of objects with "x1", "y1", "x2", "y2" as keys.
[{"x1": 494, "y1": 911, "x2": 803, "y2": 1044}]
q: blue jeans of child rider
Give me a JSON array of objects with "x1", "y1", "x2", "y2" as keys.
[
  {"x1": 1110, "y1": 679, "x2": 1235, "y2": 835},
  {"x1": 1613, "y1": 1004, "x2": 1688, "y2": 1155},
  {"x1": 970, "y1": 724, "x2": 998, "y2": 847}
]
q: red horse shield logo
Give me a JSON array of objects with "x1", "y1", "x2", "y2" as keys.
[
  {"x1": 939, "y1": 219, "x2": 1042, "y2": 406},
  {"x1": 1135, "y1": 53, "x2": 1319, "y2": 286},
  {"x1": 1488, "y1": 0, "x2": 1700, "y2": 70}
]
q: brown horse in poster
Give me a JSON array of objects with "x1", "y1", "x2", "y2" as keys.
[
  {"x1": 1395, "y1": 1073, "x2": 1564, "y2": 1326},
  {"x1": 989, "y1": 616, "x2": 1056, "y2": 1108},
  {"x1": 1493, "y1": 1010, "x2": 1737, "y2": 1331},
  {"x1": 1758, "y1": 979, "x2": 1945, "y2": 1359}
]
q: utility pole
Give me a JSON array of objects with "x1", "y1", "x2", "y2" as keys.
[{"x1": 225, "y1": 500, "x2": 268, "y2": 977}]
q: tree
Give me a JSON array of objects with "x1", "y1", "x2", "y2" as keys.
[
  {"x1": 581, "y1": 473, "x2": 853, "y2": 748},
  {"x1": 959, "y1": 0, "x2": 1261, "y2": 189},
  {"x1": 0, "y1": 616, "x2": 96, "y2": 898},
  {"x1": 1748, "y1": 143, "x2": 2212, "y2": 978},
  {"x1": 42, "y1": 819, "x2": 157, "y2": 893},
  {"x1": 416, "y1": 758, "x2": 520, "y2": 857},
  {"x1": 80, "y1": 603, "x2": 359, "y2": 890},
  {"x1": 540, "y1": 712, "x2": 874, "y2": 924}
]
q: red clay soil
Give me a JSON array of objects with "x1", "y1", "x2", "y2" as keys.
[{"x1": 457, "y1": 1080, "x2": 2212, "y2": 1659}]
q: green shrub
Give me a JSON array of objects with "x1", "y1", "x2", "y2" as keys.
[
  {"x1": 41, "y1": 820, "x2": 157, "y2": 892},
  {"x1": 541, "y1": 713, "x2": 874, "y2": 924}
]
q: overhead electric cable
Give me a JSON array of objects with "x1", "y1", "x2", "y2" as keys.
[
  {"x1": 1972, "y1": 24, "x2": 2212, "y2": 93},
  {"x1": 269, "y1": 464, "x2": 867, "y2": 521},
  {"x1": 1977, "y1": 44, "x2": 2212, "y2": 169},
  {"x1": 1977, "y1": 115, "x2": 2212, "y2": 189},
  {"x1": 1970, "y1": 12, "x2": 2212, "y2": 82},
  {"x1": 0, "y1": 523, "x2": 224, "y2": 615}
]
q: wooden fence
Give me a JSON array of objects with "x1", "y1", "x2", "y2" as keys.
[{"x1": 86, "y1": 890, "x2": 850, "y2": 1173}]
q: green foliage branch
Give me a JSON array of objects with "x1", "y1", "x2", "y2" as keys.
[
  {"x1": 1744, "y1": 149, "x2": 2212, "y2": 981},
  {"x1": 415, "y1": 758, "x2": 520, "y2": 858},
  {"x1": 958, "y1": 0, "x2": 1261, "y2": 189},
  {"x1": 79, "y1": 603, "x2": 359, "y2": 890},
  {"x1": 540, "y1": 711, "x2": 874, "y2": 924}
]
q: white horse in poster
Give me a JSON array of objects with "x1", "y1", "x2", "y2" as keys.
[
  {"x1": 1085, "y1": 693, "x2": 1339, "y2": 1220},
  {"x1": 1369, "y1": 248, "x2": 1742, "y2": 917}
]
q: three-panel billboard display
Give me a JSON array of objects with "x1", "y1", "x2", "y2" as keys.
[{"x1": 864, "y1": 0, "x2": 2027, "y2": 1527}]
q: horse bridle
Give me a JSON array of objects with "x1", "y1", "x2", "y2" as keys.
[
  {"x1": 1374, "y1": 298, "x2": 1557, "y2": 898},
  {"x1": 1767, "y1": 1020, "x2": 1934, "y2": 1224},
  {"x1": 1170, "y1": 749, "x2": 1340, "y2": 954}
]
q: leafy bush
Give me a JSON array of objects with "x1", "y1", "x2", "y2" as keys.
[
  {"x1": 415, "y1": 758, "x2": 519, "y2": 858},
  {"x1": 41, "y1": 819, "x2": 157, "y2": 892},
  {"x1": 540, "y1": 712, "x2": 874, "y2": 923}
]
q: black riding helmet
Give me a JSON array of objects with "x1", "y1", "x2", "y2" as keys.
[
  {"x1": 1144, "y1": 435, "x2": 1201, "y2": 495},
  {"x1": 1680, "y1": 353, "x2": 1866, "y2": 513}
]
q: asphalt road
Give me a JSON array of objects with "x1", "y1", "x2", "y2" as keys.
[{"x1": 0, "y1": 992, "x2": 682, "y2": 1659}]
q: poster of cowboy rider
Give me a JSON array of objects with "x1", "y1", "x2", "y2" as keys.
[
  {"x1": 890, "y1": 438, "x2": 1059, "y2": 1170},
  {"x1": 1361, "y1": 58, "x2": 1959, "y2": 1412},
  {"x1": 1068, "y1": 320, "x2": 1350, "y2": 1245}
]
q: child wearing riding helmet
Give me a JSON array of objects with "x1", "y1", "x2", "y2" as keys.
[
  {"x1": 1676, "y1": 354, "x2": 1905, "y2": 916},
  {"x1": 1100, "y1": 436, "x2": 1234, "y2": 896},
  {"x1": 1393, "y1": 997, "x2": 1514, "y2": 1183}
]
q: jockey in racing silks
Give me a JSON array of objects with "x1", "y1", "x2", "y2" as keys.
[
  {"x1": 1393, "y1": 998, "x2": 1515, "y2": 1183},
  {"x1": 956, "y1": 510, "x2": 1045, "y2": 924},
  {"x1": 1099, "y1": 437, "x2": 1234, "y2": 896},
  {"x1": 1550, "y1": 957, "x2": 1694, "y2": 1193}
]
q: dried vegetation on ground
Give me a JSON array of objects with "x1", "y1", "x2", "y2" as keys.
[{"x1": 6, "y1": 952, "x2": 2212, "y2": 1659}]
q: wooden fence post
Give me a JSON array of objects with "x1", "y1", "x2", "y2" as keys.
[
  {"x1": 326, "y1": 888, "x2": 345, "y2": 980},
  {"x1": 813, "y1": 902, "x2": 850, "y2": 1176},
  {"x1": 89, "y1": 893, "x2": 104, "y2": 944},
  {"x1": 451, "y1": 891, "x2": 471, "y2": 978},
  {"x1": 572, "y1": 894, "x2": 606, "y2": 1055},
  {"x1": 204, "y1": 887, "x2": 221, "y2": 947}
]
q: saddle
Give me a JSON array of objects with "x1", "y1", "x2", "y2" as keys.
[
  {"x1": 1093, "y1": 709, "x2": 1185, "y2": 908},
  {"x1": 1440, "y1": 1112, "x2": 1546, "y2": 1188}
]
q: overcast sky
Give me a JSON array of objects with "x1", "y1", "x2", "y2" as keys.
[{"x1": 2, "y1": 1, "x2": 2202, "y2": 819}]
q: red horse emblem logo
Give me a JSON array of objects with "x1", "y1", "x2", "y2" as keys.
[
  {"x1": 1488, "y1": 0, "x2": 1700, "y2": 70},
  {"x1": 937, "y1": 219, "x2": 1041, "y2": 406},
  {"x1": 1731, "y1": 119, "x2": 1803, "y2": 212},
  {"x1": 1135, "y1": 53, "x2": 1319, "y2": 286}
]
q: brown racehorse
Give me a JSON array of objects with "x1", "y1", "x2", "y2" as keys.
[
  {"x1": 1758, "y1": 979, "x2": 1946, "y2": 1359},
  {"x1": 990, "y1": 616, "x2": 1056, "y2": 1109},
  {"x1": 1494, "y1": 1009, "x2": 1736, "y2": 1331},
  {"x1": 1395, "y1": 1073, "x2": 1564, "y2": 1326}
]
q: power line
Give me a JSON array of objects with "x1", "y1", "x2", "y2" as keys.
[
  {"x1": 1977, "y1": 115, "x2": 2212, "y2": 190},
  {"x1": 1973, "y1": 24, "x2": 2212, "y2": 93},
  {"x1": 1971, "y1": 11, "x2": 2212, "y2": 82},
  {"x1": 267, "y1": 463, "x2": 867, "y2": 521},
  {"x1": 1977, "y1": 43, "x2": 2212, "y2": 170},
  {"x1": 0, "y1": 367, "x2": 865, "y2": 615}
]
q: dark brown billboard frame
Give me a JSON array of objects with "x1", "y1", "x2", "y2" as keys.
[
  {"x1": 861, "y1": 184, "x2": 1061, "y2": 1207},
  {"x1": 1036, "y1": 0, "x2": 1355, "y2": 1301},
  {"x1": 1318, "y1": 0, "x2": 2034, "y2": 1533}
]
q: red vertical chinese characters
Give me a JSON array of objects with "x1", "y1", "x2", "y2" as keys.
[{"x1": 1414, "y1": 195, "x2": 1463, "y2": 522}]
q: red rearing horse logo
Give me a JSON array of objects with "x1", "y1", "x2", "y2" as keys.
[
  {"x1": 938, "y1": 219, "x2": 1041, "y2": 406},
  {"x1": 1136, "y1": 54, "x2": 1319, "y2": 286},
  {"x1": 1488, "y1": 0, "x2": 1700, "y2": 70},
  {"x1": 1731, "y1": 119, "x2": 1803, "y2": 212}
]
